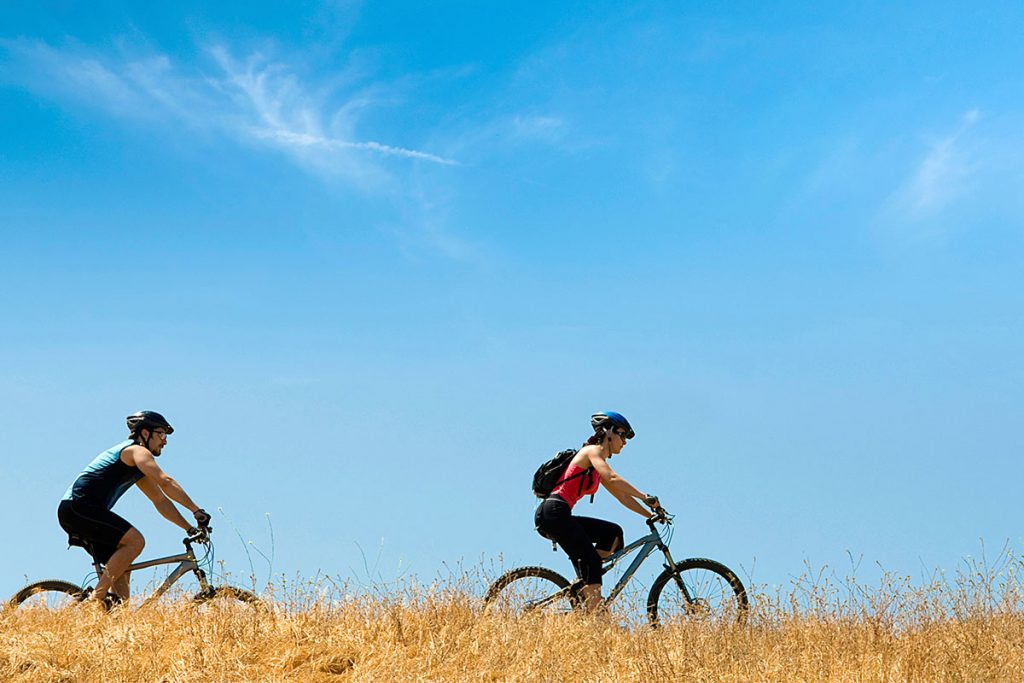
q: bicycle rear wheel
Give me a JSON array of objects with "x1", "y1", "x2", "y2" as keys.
[
  {"x1": 9, "y1": 580, "x2": 85, "y2": 610},
  {"x1": 484, "y1": 566, "x2": 579, "y2": 615},
  {"x1": 647, "y1": 558, "x2": 748, "y2": 625}
]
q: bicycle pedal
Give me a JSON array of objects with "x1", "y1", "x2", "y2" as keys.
[{"x1": 102, "y1": 593, "x2": 125, "y2": 611}]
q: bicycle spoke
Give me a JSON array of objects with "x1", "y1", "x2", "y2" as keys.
[
  {"x1": 18, "y1": 592, "x2": 80, "y2": 610},
  {"x1": 10, "y1": 581, "x2": 85, "y2": 611},
  {"x1": 654, "y1": 566, "x2": 745, "y2": 623},
  {"x1": 505, "y1": 578, "x2": 572, "y2": 614},
  {"x1": 485, "y1": 568, "x2": 577, "y2": 616}
]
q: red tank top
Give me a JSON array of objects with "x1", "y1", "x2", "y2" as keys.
[{"x1": 550, "y1": 462, "x2": 600, "y2": 509}]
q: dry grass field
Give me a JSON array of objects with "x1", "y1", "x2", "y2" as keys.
[{"x1": 4, "y1": 557, "x2": 1024, "y2": 682}]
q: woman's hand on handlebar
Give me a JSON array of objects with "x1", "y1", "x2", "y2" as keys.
[{"x1": 650, "y1": 511, "x2": 670, "y2": 525}]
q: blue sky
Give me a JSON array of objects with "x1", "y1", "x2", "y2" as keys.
[{"x1": 2, "y1": 1, "x2": 1022, "y2": 601}]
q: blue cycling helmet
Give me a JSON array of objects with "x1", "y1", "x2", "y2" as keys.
[{"x1": 591, "y1": 411, "x2": 635, "y2": 439}]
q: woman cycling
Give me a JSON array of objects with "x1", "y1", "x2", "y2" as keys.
[{"x1": 535, "y1": 411, "x2": 662, "y2": 612}]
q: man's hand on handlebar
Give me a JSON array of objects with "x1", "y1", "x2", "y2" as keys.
[{"x1": 194, "y1": 508, "x2": 212, "y2": 529}]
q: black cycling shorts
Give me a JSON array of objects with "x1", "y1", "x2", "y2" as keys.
[
  {"x1": 535, "y1": 496, "x2": 623, "y2": 586},
  {"x1": 57, "y1": 499, "x2": 134, "y2": 565}
]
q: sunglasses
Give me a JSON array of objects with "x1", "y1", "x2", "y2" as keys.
[{"x1": 613, "y1": 429, "x2": 631, "y2": 441}]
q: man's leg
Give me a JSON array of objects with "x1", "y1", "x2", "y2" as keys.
[
  {"x1": 92, "y1": 528, "x2": 144, "y2": 602},
  {"x1": 112, "y1": 571, "x2": 132, "y2": 600}
]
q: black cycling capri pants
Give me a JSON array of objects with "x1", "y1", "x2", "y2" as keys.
[
  {"x1": 535, "y1": 496, "x2": 623, "y2": 586},
  {"x1": 57, "y1": 499, "x2": 134, "y2": 565}
]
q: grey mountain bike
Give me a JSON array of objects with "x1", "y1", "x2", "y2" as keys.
[
  {"x1": 8, "y1": 527, "x2": 261, "y2": 610},
  {"x1": 485, "y1": 507, "x2": 748, "y2": 624}
]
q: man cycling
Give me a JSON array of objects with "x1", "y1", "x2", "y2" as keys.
[{"x1": 57, "y1": 411, "x2": 211, "y2": 606}]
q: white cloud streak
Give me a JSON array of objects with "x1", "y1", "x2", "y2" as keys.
[
  {"x1": 249, "y1": 127, "x2": 458, "y2": 165},
  {"x1": 0, "y1": 38, "x2": 458, "y2": 190},
  {"x1": 891, "y1": 109, "x2": 981, "y2": 219},
  {"x1": 870, "y1": 108, "x2": 1024, "y2": 245}
]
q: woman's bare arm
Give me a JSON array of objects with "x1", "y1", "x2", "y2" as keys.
[{"x1": 584, "y1": 446, "x2": 656, "y2": 517}]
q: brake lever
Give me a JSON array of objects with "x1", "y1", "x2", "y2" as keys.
[{"x1": 186, "y1": 526, "x2": 212, "y2": 544}]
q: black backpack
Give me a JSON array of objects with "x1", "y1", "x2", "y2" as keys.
[{"x1": 532, "y1": 448, "x2": 595, "y2": 501}]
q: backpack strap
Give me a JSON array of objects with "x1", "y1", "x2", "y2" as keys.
[
  {"x1": 553, "y1": 453, "x2": 595, "y2": 502},
  {"x1": 557, "y1": 467, "x2": 589, "y2": 489},
  {"x1": 576, "y1": 468, "x2": 596, "y2": 503}
]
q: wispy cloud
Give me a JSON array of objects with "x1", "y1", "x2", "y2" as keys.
[
  {"x1": 248, "y1": 126, "x2": 457, "y2": 165},
  {"x1": 508, "y1": 114, "x2": 565, "y2": 143},
  {"x1": 888, "y1": 109, "x2": 982, "y2": 221},
  {"x1": 874, "y1": 108, "x2": 1024, "y2": 246},
  {"x1": 872, "y1": 108, "x2": 983, "y2": 228},
  {"x1": 864, "y1": 109, "x2": 1002, "y2": 245},
  {"x1": 436, "y1": 112, "x2": 582, "y2": 169},
  {"x1": 0, "y1": 38, "x2": 458, "y2": 190}
]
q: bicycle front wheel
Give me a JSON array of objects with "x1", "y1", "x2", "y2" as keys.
[
  {"x1": 9, "y1": 580, "x2": 86, "y2": 610},
  {"x1": 647, "y1": 558, "x2": 748, "y2": 625},
  {"x1": 192, "y1": 585, "x2": 262, "y2": 610},
  {"x1": 484, "y1": 566, "x2": 579, "y2": 615}
]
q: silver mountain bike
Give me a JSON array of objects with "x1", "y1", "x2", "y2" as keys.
[{"x1": 8, "y1": 527, "x2": 260, "y2": 610}]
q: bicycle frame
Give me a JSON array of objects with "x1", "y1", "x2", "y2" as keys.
[
  {"x1": 599, "y1": 523, "x2": 675, "y2": 605},
  {"x1": 90, "y1": 539, "x2": 212, "y2": 606},
  {"x1": 529, "y1": 520, "x2": 677, "y2": 610}
]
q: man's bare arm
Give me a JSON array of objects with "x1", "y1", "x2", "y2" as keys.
[
  {"x1": 131, "y1": 448, "x2": 201, "y2": 514},
  {"x1": 136, "y1": 477, "x2": 193, "y2": 531}
]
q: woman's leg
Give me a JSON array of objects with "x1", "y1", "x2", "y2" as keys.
[
  {"x1": 537, "y1": 499, "x2": 606, "y2": 610},
  {"x1": 573, "y1": 517, "x2": 623, "y2": 610},
  {"x1": 580, "y1": 584, "x2": 603, "y2": 612},
  {"x1": 575, "y1": 516, "x2": 623, "y2": 559}
]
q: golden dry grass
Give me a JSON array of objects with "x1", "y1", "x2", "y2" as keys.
[{"x1": 4, "y1": 559, "x2": 1024, "y2": 682}]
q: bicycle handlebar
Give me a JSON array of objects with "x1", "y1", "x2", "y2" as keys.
[
  {"x1": 646, "y1": 507, "x2": 672, "y2": 527},
  {"x1": 185, "y1": 526, "x2": 213, "y2": 545}
]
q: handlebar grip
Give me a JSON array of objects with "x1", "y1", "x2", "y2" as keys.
[{"x1": 647, "y1": 508, "x2": 670, "y2": 524}]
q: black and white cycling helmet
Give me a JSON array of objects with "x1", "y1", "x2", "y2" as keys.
[
  {"x1": 126, "y1": 410, "x2": 174, "y2": 436},
  {"x1": 591, "y1": 411, "x2": 635, "y2": 439}
]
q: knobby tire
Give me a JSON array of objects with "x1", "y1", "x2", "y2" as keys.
[
  {"x1": 9, "y1": 579, "x2": 85, "y2": 609},
  {"x1": 647, "y1": 557, "x2": 748, "y2": 625},
  {"x1": 484, "y1": 566, "x2": 578, "y2": 615},
  {"x1": 192, "y1": 585, "x2": 262, "y2": 607}
]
